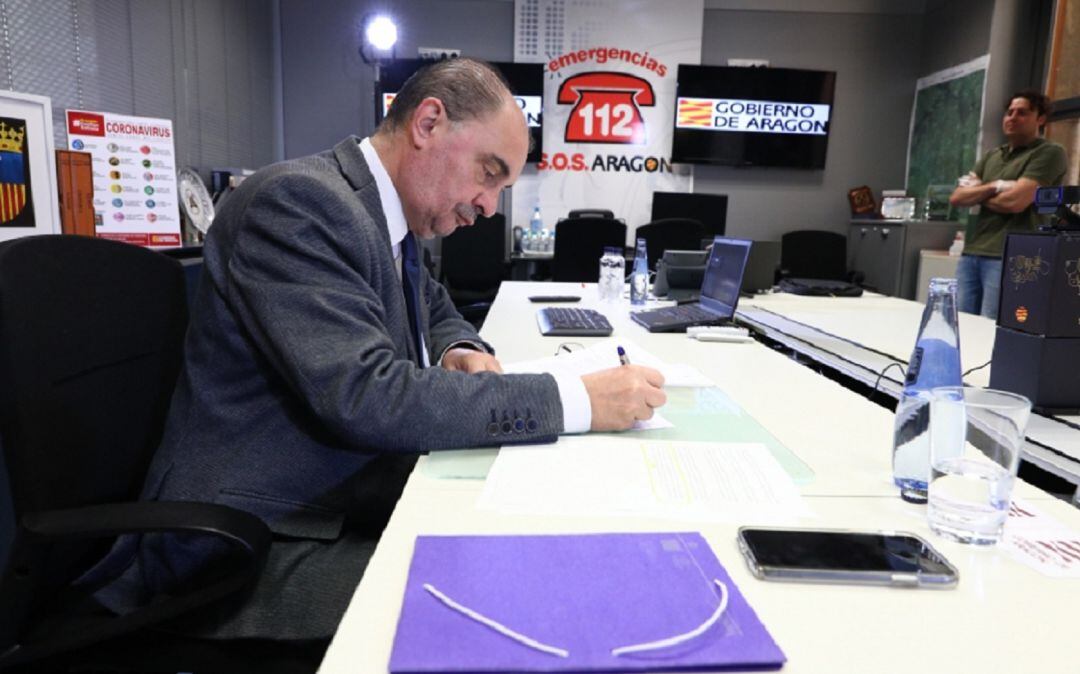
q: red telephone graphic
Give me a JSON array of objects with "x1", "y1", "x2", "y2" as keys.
[{"x1": 557, "y1": 72, "x2": 655, "y2": 145}]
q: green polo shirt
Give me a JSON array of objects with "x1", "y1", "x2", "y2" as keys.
[{"x1": 964, "y1": 137, "x2": 1067, "y2": 257}]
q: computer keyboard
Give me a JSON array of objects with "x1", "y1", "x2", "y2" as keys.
[{"x1": 536, "y1": 307, "x2": 614, "y2": 337}]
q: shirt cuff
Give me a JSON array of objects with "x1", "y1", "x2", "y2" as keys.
[
  {"x1": 552, "y1": 373, "x2": 591, "y2": 433},
  {"x1": 437, "y1": 340, "x2": 492, "y2": 366}
]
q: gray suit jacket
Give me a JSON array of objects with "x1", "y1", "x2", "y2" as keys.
[{"x1": 94, "y1": 137, "x2": 563, "y2": 639}]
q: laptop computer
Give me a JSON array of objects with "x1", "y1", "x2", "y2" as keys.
[{"x1": 631, "y1": 237, "x2": 752, "y2": 333}]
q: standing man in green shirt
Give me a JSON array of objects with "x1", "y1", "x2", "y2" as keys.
[{"x1": 949, "y1": 90, "x2": 1067, "y2": 319}]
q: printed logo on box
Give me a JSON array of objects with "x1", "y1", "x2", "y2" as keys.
[{"x1": 68, "y1": 111, "x2": 106, "y2": 137}]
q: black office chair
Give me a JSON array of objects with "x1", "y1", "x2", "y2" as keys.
[
  {"x1": 634, "y1": 218, "x2": 706, "y2": 271},
  {"x1": 440, "y1": 213, "x2": 508, "y2": 328},
  {"x1": 0, "y1": 235, "x2": 282, "y2": 672},
  {"x1": 567, "y1": 208, "x2": 615, "y2": 220},
  {"x1": 550, "y1": 217, "x2": 627, "y2": 282},
  {"x1": 779, "y1": 229, "x2": 849, "y2": 281}
]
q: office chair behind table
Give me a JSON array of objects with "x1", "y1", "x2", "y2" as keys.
[
  {"x1": 779, "y1": 229, "x2": 849, "y2": 281},
  {"x1": 567, "y1": 208, "x2": 615, "y2": 220},
  {"x1": 551, "y1": 217, "x2": 627, "y2": 282},
  {"x1": 440, "y1": 213, "x2": 508, "y2": 328},
  {"x1": 635, "y1": 218, "x2": 706, "y2": 271},
  {"x1": 0, "y1": 235, "x2": 284, "y2": 673}
]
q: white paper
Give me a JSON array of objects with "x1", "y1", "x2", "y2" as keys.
[
  {"x1": 505, "y1": 337, "x2": 713, "y2": 388},
  {"x1": 478, "y1": 435, "x2": 809, "y2": 522},
  {"x1": 1002, "y1": 498, "x2": 1080, "y2": 578}
]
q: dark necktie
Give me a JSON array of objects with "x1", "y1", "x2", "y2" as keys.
[{"x1": 400, "y1": 232, "x2": 425, "y2": 366}]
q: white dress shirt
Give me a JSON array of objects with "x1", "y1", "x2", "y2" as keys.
[{"x1": 358, "y1": 138, "x2": 590, "y2": 432}]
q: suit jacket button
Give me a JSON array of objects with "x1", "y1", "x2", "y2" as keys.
[
  {"x1": 513, "y1": 417, "x2": 525, "y2": 433},
  {"x1": 525, "y1": 418, "x2": 539, "y2": 433},
  {"x1": 500, "y1": 419, "x2": 512, "y2": 434},
  {"x1": 487, "y1": 422, "x2": 500, "y2": 436}
]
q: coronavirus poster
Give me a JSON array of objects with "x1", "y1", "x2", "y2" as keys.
[{"x1": 66, "y1": 109, "x2": 181, "y2": 248}]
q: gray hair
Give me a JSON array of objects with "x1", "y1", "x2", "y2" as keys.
[{"x1": 379, "y1": 57, "x2": 513, "y2": 132}]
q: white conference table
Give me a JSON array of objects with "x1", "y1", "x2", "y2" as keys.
[
  {"x1": 319, "y1": 282, "x2": 1080, "y2": 674},
  {"x1": 736, "y1": 291, "x2": 1080, "y2": 494}
]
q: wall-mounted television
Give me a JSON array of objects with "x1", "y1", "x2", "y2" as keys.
[
  {"x1": 375, "y1": 59, "x2": 544, "y2": 163},
  {"x1": 671, "y1": 65, "x2": 836, "y2": 169}
]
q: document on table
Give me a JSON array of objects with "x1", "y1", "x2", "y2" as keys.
[
  {"x1": 1002, "y1": 498, "x2": 1080, "y2": 578},
  {"x1": 478, "y1": 435, "x2": 810, "y2": 522},
  {"x1": 504, "y1": 337, "x2": 715, "y2": 388}
]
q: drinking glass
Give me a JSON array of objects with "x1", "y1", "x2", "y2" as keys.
[{"x1": 927, "y1": 387, "x2": 1032, "y2": 545}]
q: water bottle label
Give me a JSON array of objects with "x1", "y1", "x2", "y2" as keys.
[
  {"x1": 905, "y1": 347, "x2": 923, "y2": 385},
  {"x1": 905, "y1": 338, "x2": 961, "y2": 392}
]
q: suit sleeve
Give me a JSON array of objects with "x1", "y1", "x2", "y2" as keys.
[{"x1": 223, "y1": 173, "x2": 563, "y2": 452}]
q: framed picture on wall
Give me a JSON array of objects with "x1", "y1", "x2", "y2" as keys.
[
  {"x1": 0, "y1": 90, "x2": 60, "y2": 242},
  {"x1": 847, "y1": 185, "x2": 876, "y2": 216}
]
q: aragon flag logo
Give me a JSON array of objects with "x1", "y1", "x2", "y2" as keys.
[{"x1": 0, "y1": 118, "x2": 33, "y2": 227}]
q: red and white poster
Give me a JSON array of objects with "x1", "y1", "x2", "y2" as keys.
[
  {"x1": 66, "y1": 109, "x2": 181, "y2": 248},
  {"x1": 513, "y1": 0, "x2": 702, "y2": 244}
]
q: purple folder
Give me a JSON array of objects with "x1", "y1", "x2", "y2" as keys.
[{"x1": 389, "y1": 532, "x2": 785, "y2": 672}]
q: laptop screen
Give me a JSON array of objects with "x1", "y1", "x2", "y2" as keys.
[{"x1": 699, "y1": 237, "x2": 752, "y2": 316}]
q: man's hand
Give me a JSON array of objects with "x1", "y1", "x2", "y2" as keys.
[
  {"x1": 441, "y1": 347, "x2": 503, "y2": 374},
  {"x1": 582, "y1": 365, "x2": 666, "y2": 432},
  {"x1": 949, "y1": 176, "x2": 997, "y2": 207},
  {"x1": 985, "y1": 177, "x2": 1039, "y2": 214}
]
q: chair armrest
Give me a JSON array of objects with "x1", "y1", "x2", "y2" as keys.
[
  {"x1": 6, "y1": 502, "x2": 271, "y2": 668},
  {"x1": 22, "y1": 501, "x2": 270, "y2": 554}
]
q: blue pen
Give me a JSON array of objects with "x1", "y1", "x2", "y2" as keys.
[{"x1": 617, "y1": 345, "x2": 631, "y2": 366}]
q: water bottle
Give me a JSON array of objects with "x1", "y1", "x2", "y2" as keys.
[
  {"x1": 529, "y1": 205, "x2": 543, "y2": 237},
  {"x1": 629, "y1": 238, "x2": 649, "y2": 305},
  {"x1": 892, "y1": 277, "x2": 962, "y2": 503},
  {"x1": 598, "y1": 247, "x2": 624, "y2": 302}
]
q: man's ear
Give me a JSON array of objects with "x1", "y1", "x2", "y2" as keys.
[{"x1": 409, "y1": 97, "x2": 445, "y2": 149}]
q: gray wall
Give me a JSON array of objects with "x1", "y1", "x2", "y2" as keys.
[
  {"x1": 919, "y1": 0, "x2": 992, "y2": 76},
  {"x1": 981, "y1": 0, "x2": 1054, "y2": 152},
  {"x1": 918, "y1": 0, "x2": 1053, "y2": 156},
  {"x1": 695, "y1": 9, "x2": 923, "y2": 241},
  {"x1": 279, "y1": 0, "x2": 514, "y2": 159},
  {"x1": 0, "y1": 0, "x2": 275, "y2": 172}
]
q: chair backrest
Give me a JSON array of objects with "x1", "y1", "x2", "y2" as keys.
[
  {"x1": 567, "y1": 208, "x2": 614, "y2": 220},
  {"x1": 440, "y1": 213, "x2": 506, "y2": 294},
  {"x1": 634, "y1": 218, "x2": 706, "y2": 271},
  {"x1": 780, "y1": 229, "x2": 848, "y2": 281},
  {"x1": 0, "y1": 235, "x2": 188, "y2": 643},
  {"x1": 551, "y1": 218, "x2": 627, "y2": 282}
]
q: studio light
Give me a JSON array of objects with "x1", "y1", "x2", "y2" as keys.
[{"x1": 365, "y1": 15, "x2": 397, "y2": 51}]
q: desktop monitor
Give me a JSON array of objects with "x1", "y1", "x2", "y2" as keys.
[{"x1": 650, "y1": 191, "x2": 728, "y2": 236}]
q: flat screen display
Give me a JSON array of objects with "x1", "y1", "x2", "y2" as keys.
[
  {"x1": 376, "y1": 59, "x2": 543, "y2": 163},
  {"x1": 671, "y1": 65, "x2": 836, "y2": 169},
  {"x1": 651, "y1": 191, "x2": 727, "y2": 236}
]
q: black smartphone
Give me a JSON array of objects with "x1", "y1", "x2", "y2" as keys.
[
  {"x1": 528, "y1": 295, "x2": 582, "y2": 303},
  {"x1": 737, "y1": 527, "x2": 958, "y2": 588}
]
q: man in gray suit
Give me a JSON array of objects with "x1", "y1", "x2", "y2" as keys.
[{"x1": 93, "y1": 58, "x2": 665, "y2": 642}]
